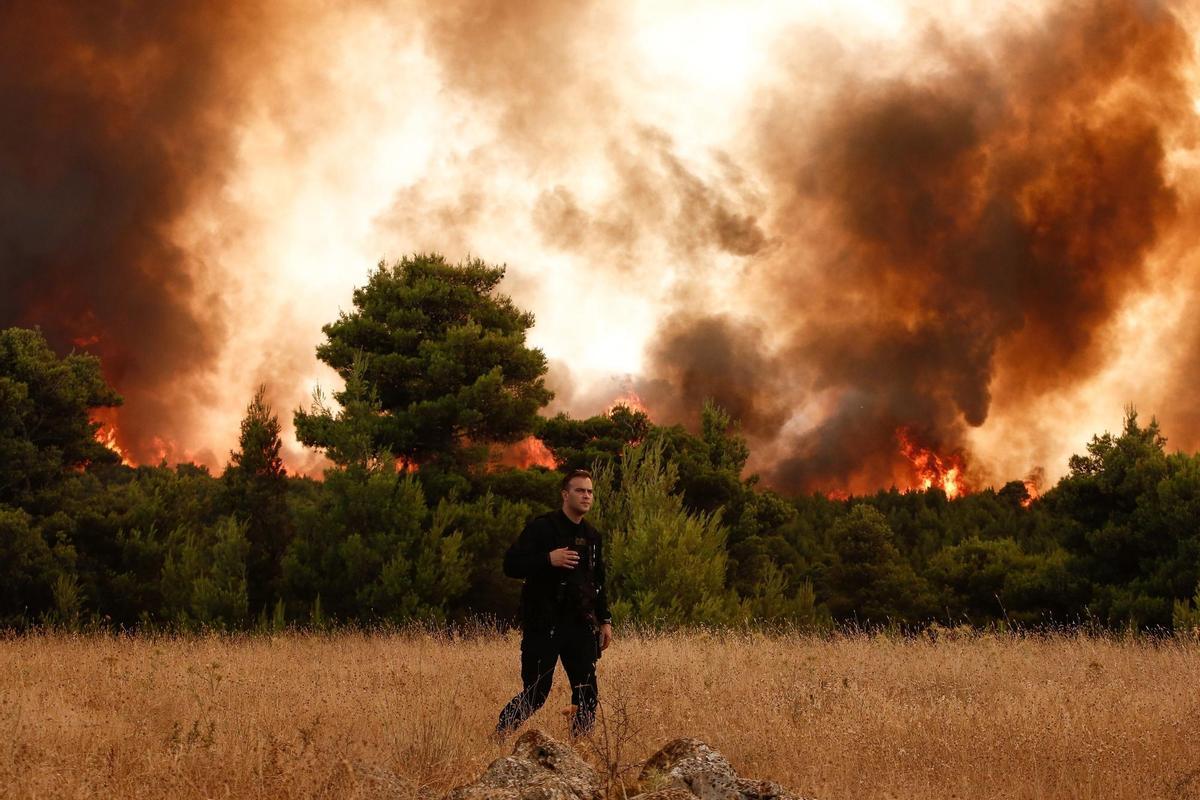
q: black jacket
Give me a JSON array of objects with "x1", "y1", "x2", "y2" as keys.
[{"x1": 503, "y1": 510, "x2": 611, "y2": 630}]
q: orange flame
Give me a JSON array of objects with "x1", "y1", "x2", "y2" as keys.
[
  {"x1": 1020, "y1": 483, "x2": 1039, "y2": 508},
  {"x1": 1021, "y1": 467, "x2": 1044, "y2": 508},
  {"x1": 496, "y1": 436, "x2": 558, "y2": 469},
  {"x1": 606, "y1": 387, "x2": 649, "y2": 416},
  {"x1": 91, "y1": 410, "x2": 134, "y2": 467},
  {"x1": 896, "y1": 427, "x2": 967, "y2": 500}
]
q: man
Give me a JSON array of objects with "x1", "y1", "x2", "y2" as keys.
[{"x1": 496, "y1": 469, "x2": 613, "y2": 738}]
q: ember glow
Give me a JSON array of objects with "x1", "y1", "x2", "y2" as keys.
[{"x1": 3, "y1": 0, "x2": 1198, "y2": 495}]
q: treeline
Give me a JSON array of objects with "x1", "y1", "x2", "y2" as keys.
[{"x1": 4, "y1": 254, "x2": 1200, "y2": 632}]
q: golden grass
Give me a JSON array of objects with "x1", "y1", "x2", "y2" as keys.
[{"x1": 1, "y1": 629, "x2": 1197, "y2": 799}]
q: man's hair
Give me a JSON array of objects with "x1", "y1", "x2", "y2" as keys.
[{"x1": 560, "y1": 469, "x2": 592, "y2": 492}]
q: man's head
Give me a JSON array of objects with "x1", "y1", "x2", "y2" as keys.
[{"x1": 560, "y1": 469, "x2": 594, "y2": 521}]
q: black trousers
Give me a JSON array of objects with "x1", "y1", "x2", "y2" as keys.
[{"x1": 496, "y1": 621, "x2": 599, "y2": 737}]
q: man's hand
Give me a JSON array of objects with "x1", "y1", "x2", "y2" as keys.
[
  {"x1": 549, "y1": 547, "x2": 580, "y2": 569},
  {"x1": 599, "y1": 623, "x2": 613, "y2": 650}
]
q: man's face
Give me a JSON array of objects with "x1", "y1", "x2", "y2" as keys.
[{"x1": 562, "y1": 477, "x2": 594, "y2": 517}]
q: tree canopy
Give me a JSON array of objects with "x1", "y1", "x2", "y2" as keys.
[
  {"x1": 6, "y1": 260, "x2": 1200, "y2": 633},
  {"x1": 224, "y1": 385, "x2": 290, "y2": 612},
  {"x1": 0, "y1": 326, "x2": 122, "y2": 509},
  {"x1": 295, "y1": 254, "x2": 552, "y2": 470}
]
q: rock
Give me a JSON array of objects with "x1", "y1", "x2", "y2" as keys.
[
  {"x1": 635, "y1": 737, "x2": 809, "y2": 800},
  {"x1": 638, "y1": 738, "x2": 737, "y2": 794},
  {"x1": 445, "y1": 730, "x2": 811, "y2": 800},
  {"x1": 445, "y1": 728, "x2": 603, "y2": 800}
]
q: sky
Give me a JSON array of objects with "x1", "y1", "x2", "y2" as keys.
[{"x1": 3, "y1": 0, "x2": 1199, "y2": 495}]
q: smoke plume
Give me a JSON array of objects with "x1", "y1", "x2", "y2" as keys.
[
  {"x1": 0, "y1": 1, "x2": 270, "y2": 463},
  {"x1": 655, "y1": 0, "x2": 1195, "y2": 493},
  {"x1": 637, "y1": 312, "x2": 787, "y2": 438},
  {"x1": 3, "y1": 0, "x2": 1196, "y2": 495}
]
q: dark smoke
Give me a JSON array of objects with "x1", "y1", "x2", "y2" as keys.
[
  {"x1": 734, "y1": 0, "x2": 1190, "y2": 492},
  {"x1": 5, "y1": 0, "x2": 1194, "y2": 494},
  {"x1": 420, "y1": 0, "x2": 1194, "y2": 495},
  {"x1": 0, "y1": 2, "x2": 264, "y2": 462},
  {"x1": 533, "y1": 128, "x2": 768, "y2": 265},
  {"x1": 637, "y1": 313, "x2": 788, "y2": 438}
]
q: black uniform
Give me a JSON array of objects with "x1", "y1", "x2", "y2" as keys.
[{"x1": 496, "y1": 509, "x2": 611, "y2": 737}]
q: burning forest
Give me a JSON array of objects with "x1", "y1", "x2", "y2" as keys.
[{"x1": 3, "y1": 0, "x2": 1199, "y2": 499}]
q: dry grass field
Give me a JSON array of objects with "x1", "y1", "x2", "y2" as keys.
[{"x1": 1, "y1": 628, "x2": 1197, "y2": 800}]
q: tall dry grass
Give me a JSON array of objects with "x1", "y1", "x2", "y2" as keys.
[{"x1": 1, "y1": 628, "x2": 1197, "y2": 799}]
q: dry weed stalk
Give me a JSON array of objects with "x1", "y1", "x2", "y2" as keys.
[{"x1": 583, "y1": 684, "x2": 644, "y2": 799}]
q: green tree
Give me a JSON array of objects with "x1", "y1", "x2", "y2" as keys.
[
  {"x1": 926, "y1": 538, "x2": 1082, "y2": 624},
  {"x1": 653, "y1": 401, "x2": 752, "y2": 520},
  {"x1": 1058, "y1": 407, "x2": 1169, "y2": 536},
  {"x1": 295, "y1": 254, "x2": 552, "y2": 471},
  {"x1": 590, "y1": 437, "x2": 743, "y2": 626},
  {"x1": 825, "y1": 504, "x2": 931, "y2": 625},
  {"x1": 1172, "y1": 581, "x2": 1200, "y2": 635},
  {"x1": 225, "y1": 385, "x2": 291, "y2": 612},
  {"x1": 438, "y1": 493, "x2": 533, "y2": 621},
  {"x1": 0, "y1": 327, "x2": 122, "y2": 509},
  {"x1": 538, "y1": 404, "x2": 651, "y2": 472},
  {"x1": 282, "y1": 469, "x2": 469, "y2": 623},
  {"x1": 741, "y1": 564, "x2": 827, "y2": 628},
  {"x1": 472, "y1": 466, "x2": 560, "y2": 510},
  {"x1": 55, "y1": 462, "x2": 225, "y2": 627},
  {"x1": 296, "y1": 357, "x2": 392, "y2": 470},
  {"x1": 161, "y1": 515, "x2": 250, "y2": 628},
  {"x1": 0, "y1": 505, "x2": 58, "y2": 626},
  {"x1": 1047, "y1": 408, "x2": 1188, "y2": 626}
]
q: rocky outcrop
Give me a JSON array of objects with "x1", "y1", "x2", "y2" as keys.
[
  {"x1": 637, "y1": 737, "x2": 807, "y2": 800},
  {"x1": 445, "y1": 729, "x2": 603, "y2": 800},
  {"x1": 444, "y1": 730, "x2": 811, "y2": 800}
]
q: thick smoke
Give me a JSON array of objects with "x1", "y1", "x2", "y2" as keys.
[
  {"x1": 532, "y1": 129, "x2": 768, "y2": 266},
  {"x1": 384, "y1": 0, "x2": 1198, "y2": 493},
  {"x1": 658, "y1": 0, "x2": 1194, "y2": 494},
  {"x1": 425, "y1": 0, "x2": 617, "y2": 150},
  {"x1": 403, "y1": 0, "x2": 769, "y2": 276},
  {"x1": 4, "y1": 0, "x2": 1195, "y2": 494},
  {"x1": 407, "y1": 0, "x2": 777, "y2": 428},
  {"x1": 0, "y1": 2, "x2": 267, "y2": 463},
  {"x1": 1157, "y1": 203, "x2": 1200, "y2": 452},
  {"x1": 637, "y1": 313, "x2": 787, "y2": 438}
]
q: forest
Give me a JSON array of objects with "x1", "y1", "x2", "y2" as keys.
[{"x1": 4, "y1": 254, "x2": 1199, "y2": 632}]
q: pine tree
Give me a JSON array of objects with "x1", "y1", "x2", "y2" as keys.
[
  {"x1": 225, "y1": 385, "x2": 290, "y2": 612},
  {"x1": 590, "y1": 437, "x2": 743, "y2": 626},
  {"x1": 295, "y1": 254, "x2": 552, "y2": 471},
  {"x1": 825, "y1": 504, "x2": 931, "y2": 625},
  {"x1": 161, "y1": 516, "x2": 250, "y2": 628}
]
